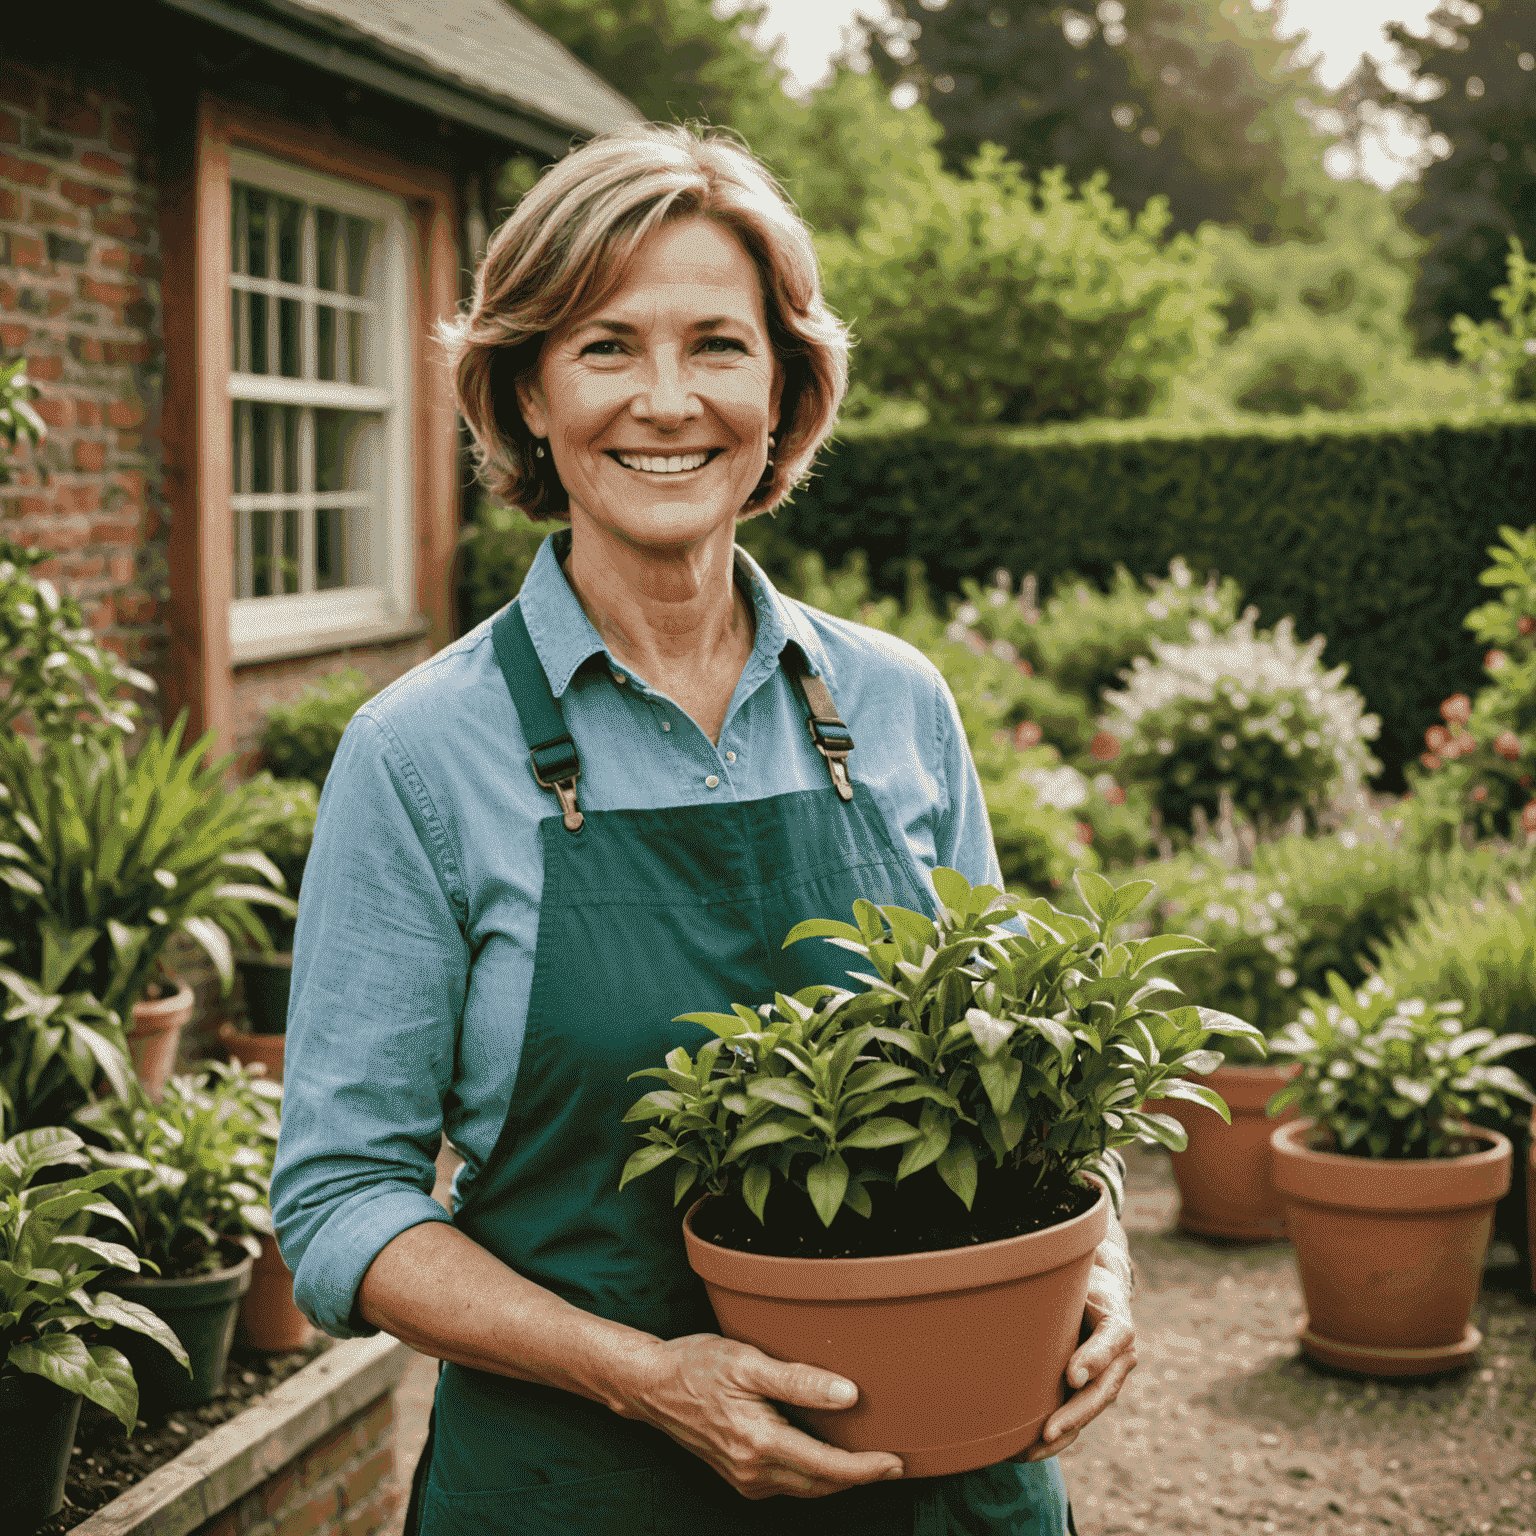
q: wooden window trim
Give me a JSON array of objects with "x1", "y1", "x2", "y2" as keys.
[{"x1": 161, "y1": 93, "x2": 460, "y2": 752}]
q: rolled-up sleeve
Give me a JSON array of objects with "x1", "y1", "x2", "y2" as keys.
[
  {"x1": 931, "y1": 672, "x2": 1006, "y2": 892},
  {"x1": 271, "y1": 708, "x2": 467, "y2": 1337}
]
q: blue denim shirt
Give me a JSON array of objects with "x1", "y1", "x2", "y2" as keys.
[{"x1": 271, "y1": 534, "x2": 1006, "y2": 1337}]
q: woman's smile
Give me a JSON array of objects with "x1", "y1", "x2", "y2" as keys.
[{"x1": 609, "y1": 448, "x2": 723, "y2": 475}]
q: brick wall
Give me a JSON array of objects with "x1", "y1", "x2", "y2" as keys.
[
  {"x1": 0, "y1": 57, "x2": 169, "y2": 691},
  {"x1": 194, "y1": 1392, "x2": 402, "y2": 1536}
]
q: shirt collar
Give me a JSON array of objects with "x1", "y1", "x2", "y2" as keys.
[{"x1": 516, "y1": 527, "x2": 834, "y2": 699}]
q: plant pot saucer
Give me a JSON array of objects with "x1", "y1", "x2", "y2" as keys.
[{"x1": 1298, "y1": 1319, "x2": 1482, "y2": 1379}]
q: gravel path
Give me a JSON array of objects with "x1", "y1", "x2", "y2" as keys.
[{"x1": 1063, "y1": 1146, "x2": 1536, "y2": 1535}]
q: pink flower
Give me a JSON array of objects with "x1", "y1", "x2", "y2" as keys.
[
  {"x1": 1425, "y1": 724, "x2": 1450, "y2": 753},
  {"x1": 1522, "y1": 801, "x2": 1536, "y2": 836},
  {"x1": 1495, "y1": 731, "x2": 1522, "y2": 761},
  {"x1": 1015, "y1": 659, "x2": 1034, "y2": 677},
  {"x1": 1471, "y1": 784, "x2": 1489, "y2": 803},
  {"x1": 1013, "y1": 720, "x2": 1043, "y2": 750},
  {"x1": 1441, "y1": 694, "x2": 1472, "y2": 726},
  {"x1": 1420, "y1": 752, "x2": 1442, "y2": 771},
  {"x1": 1105, "y1": 783, "x2": 1126, "y2": 806},
  {"x1": 1075, "y1": 821, "x2": 1094, "y2": 845},
  {"x1": 1520, "y1": 615, "x2": 1534, "y2": 637},
  {"x1": 1486, "y1": 649, "x2": 1508, "y2": 673},
  {"x1": 1089, "y1": 731, "x2": 1122, "y2": 763}
]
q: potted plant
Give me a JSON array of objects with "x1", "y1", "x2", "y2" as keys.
[
  {"x1": 0, "y1": 1125, "x2": 189, "y2": 1529},
  {"x1": 621, "y1": 868, "x2": 1260, "y2": 1476},
  {"x1": 1267, "y1": 974, "x2": 1536, "y2": 1376},
  {"x1": 0, "y1": 718, "x2": 293, "y2": 1096},
  {"x1": 220, "y1": 775, "x2": 318, "y2": 1075},
  {"x1": 75, "y1": 1060, "x2": 281, "y2": 1408}
]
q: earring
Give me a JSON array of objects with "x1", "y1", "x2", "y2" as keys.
[{"x1": 534, "y1": 441, "x2": 547, "y2": 460}]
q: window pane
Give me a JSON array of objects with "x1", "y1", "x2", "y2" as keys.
[
  {"x1": 279, "y1": 297, "x2": 300, "y2": 378},
  {"x1": 346, "y1": 311, "x2": 362, "y2": 385},
  {"x1": 252, "y1": 508, "x2": 274, "y2": 598},
  {"x1": 247, "y1": 291, "x2": 267, "y2": 376},
  {"x1": 283, "y1": 407, "x2": 300, "y2": 495},
  {"x1": 247, "y1": 192, "x2": 268, "y2": 279},
  {"x1": 345, "y1": 217, "x2": 370, "y2": 296},
  {"x1": 316, "y1": 506, "x2": 347, "y2": 590},
  {"x1": 317, "y1": 305, "x2": 336, "y2": 382},
  {"x1": 251, "y1": 405, "x2": 272, "y2": 494},
  {"x1": 278, "y1": 197, "x2": 302, "y2": 284},
  {"x1": 317, "y1": 208, "x2": 338, "y2": 292}
]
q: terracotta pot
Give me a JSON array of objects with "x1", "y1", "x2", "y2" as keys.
[
  {"x1": 127, "y1": 976, "x2": 194, "y2": 1099},
  {"x1": 1270, "y1": 1118, "x2": 1511, "y2": 1378},
  {"x1": 219, "y1": 1019, "x2": 285, "y2": 1083},
  {"x1": 238, "y1": 1234, "x2": 313, "y2": 1353},
  {"x1": 1151, "y1": 1062, "x2": 1300, "y2": 1241},
  {"x1": 682, "y1": 1180, "x2": 1109, "y2": 1478},
  {"x1": 235, "y1": 951, "x2": 292, "y2": 1036}
]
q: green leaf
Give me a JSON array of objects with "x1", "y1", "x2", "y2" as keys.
[
  {"x1": 618, "y1": 1142, "x2": 677, "y2": 1189},
  {"x1": 977, "y1": 1053, "x2": 1023, "y2": 1117},
  {"x1": 964, "y1": 1007, "x2": 1013, "y2": 1059},
  {"x1": 935, "y1": 1139, "x2": 978, "y2": 1209},
  {"x1": 747, "y1": 1079, "x2": 819, "y2": 1115},
  {"x1": 853, "y1": 899, "x2": 886, "y2": 945},
  {"x1": 672, "y1": 1163, "x2": 698, "y2": 1208},
  {"x1": 1126, "y1": 933, "x2": 1213, "y2": 973},
  {"x1": 838, "y1": 1117, "x2": 921, "y2": 1150},
  {"x1": 74, "y1": 1290, "x2": 190, "y2": 1370},
  {"x1": 930, "y1": 867, "x2": 972, "y2": 916},
  {"x1": 742, "y1": 1163, "x2": 772, "y2": 1224},
  {"x1": 1100, "y1": 880, "x2": 1156, "y2": 927},
  {"x1": 1149, "y1": 1079, "x2": 1231, "y2": 1123},
  {"x1": 83, "y1": 1344, "x2": 140, "y2": 1432},
  {"x1": 842, "y1": 1178, "x2": 873, "y2": 1218},
  {"x1": 883, "y1": 905, "x2": 938, "y2": 954},
  {"x1": 1194, "y1": 1007, "x2": 1264, "y2": 1045},
  {"x1": 724, "y1": 1117, "x2": 815, "y2": 1161},
  {"x1": 1072, "y1": 868, "x2": 1117, "y2": 925},
  {"x1": 1122, "y1": 1109, "x2": 1189, "y2": 1153},
  {"x1": 896, "y1": 1103, "x2": 951, "y2": 1181},
  {"x1": 806, "y1": 1153, "x2": 849, "y2": 1227},
  {"x1": 0, "y1": 1126, "x2": 88, "y2": 1192},
  {"x1": 622, "y1": 1090, "x2": 686, "y2": 1123},
  {"x1": 782, "y1": 917, "x2": 865, "y2": 949}
]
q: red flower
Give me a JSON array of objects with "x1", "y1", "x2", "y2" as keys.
[
  {"x1": 1522, "y1": 801, "x2": 1536, "y2": 836},
  {"x1": 1471, "y1": 784, "x2": 1489, "y2": 802},
  {"x1": 1425, "y1": 724, "x2": 1450, "y2": 753},
  {"x1": 1105, "y1": 783, "x2": 1127, "y2": 806},
  {"x1": 1075, "y1": 821, "x2": 1094, "y2": 845},
  {"x1": 1520, "y1": 615, "x2": 1535, "y2": 636},
  {"x1": 1486, "y1": 649, "x2": 1508, "y2": 673},
  {"x1": 1495, "y1": 731, "x2": 1522, "y2": 761},
  {"x1": 1015, "y1": 659, "x2": 1034, "y2": 677},
  {"x1": 1420, "y1": 752, "x2": 1442, "y2": 771},
  {"x1": 1013, "y1": 720, "x2": 1043, "y2": 750},
  {"x1": 1089, "y1": 730, "x2": 1122, "y2": 763},
  {"x1": 1440, "y1": 694, "x2": 1472, "y2": 726}
]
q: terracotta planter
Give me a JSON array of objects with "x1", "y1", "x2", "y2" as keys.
[
  {"x1": 235, "y1": 950, "x2": 292, "y2": 1036},
  {"x1": 112, "y1": 1252, "x2": 254, "y2": 1410},
  {"x1": 127, "y1": 976, "x2": 194, "y2": 1099},
  {"x1": 0, "y1": 1371, "x2": 82, "y2": 1530},
  {"x1": 239, "y1": 1234, "x2": 314, "y2": 1353},
  {"x1": 1152, "y1": 1062, "x2": 1300, "y2": 1241},
  {"x1": 219, "y1": 1019, "x2": 286, "y2": 1082},
  {"x1": 682, "y1": 1180, "x2": 1109, "y2": 1478},
  {"x1": 1270, "y1": 1118, "x2": 1511, "y2": 1378},
  {"x1": 1527, "y1": 1107, "x2": 1536, "y2": 1291}
]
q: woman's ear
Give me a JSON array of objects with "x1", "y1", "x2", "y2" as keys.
[{"x1": 515, "y1": 370, "x2": 550, "y2": 441}]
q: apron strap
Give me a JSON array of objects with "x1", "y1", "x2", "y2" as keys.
[
  {"x1": 783, "y1": 642, "x2": 856, "y2": 803},
  {"x1": 492, "y1": 600, "x2": 585, "y2": 833}
]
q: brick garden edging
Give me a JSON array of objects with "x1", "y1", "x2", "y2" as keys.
[{"x1": 69, "y1": 1334, "x2": 414, "y2": 1536}]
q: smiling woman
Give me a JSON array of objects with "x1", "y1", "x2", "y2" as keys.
[{"x1": 270, "y1": 123, "x2": 1137, "y2": 1536}]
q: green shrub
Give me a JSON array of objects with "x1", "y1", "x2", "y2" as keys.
[
  {"x1": 237, "y1": 774, "x2": 318, "y2": 953},
  {"x1": 1103, "y1": 612, "x2": 1381, "y2": 832},
  {"x1": 762, "y1": 408, "x2": 1536, "y2": 786},
  {"x1": 459, "y1": 497, "x2": 549, "y2": 630},
  {"x1": 259, "y1": 669, "x2": 376, "y2": 789}
]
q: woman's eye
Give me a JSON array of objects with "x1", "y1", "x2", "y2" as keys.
[
  {"x1": 700, "y1": 337, "x2": 747, "y2": 354},
  {"x1": 580, "y1": 339, "x2": 625, "y2": 357}
]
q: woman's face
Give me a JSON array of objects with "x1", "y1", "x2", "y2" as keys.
[{"x1": 516, "y1": 215, "x2": 783, "y2": 554}]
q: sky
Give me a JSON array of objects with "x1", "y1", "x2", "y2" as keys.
[{"x1": 751, "y1": 0, "x2": 1444, "y2": 182}]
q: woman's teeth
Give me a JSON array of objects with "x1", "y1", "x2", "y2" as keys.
[{"x1": 614, "y1": 451, "x2": 711, "y2": 475}]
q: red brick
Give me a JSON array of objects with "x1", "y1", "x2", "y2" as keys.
[
  {"x1": 116, "y1": 590, "x2": 156, "y2": 623},
  {"x1": 8, "y1": 233, "x2": 44, "y2": 268},
  {"x1": 74, "y1": 440, "x2": 107, "y2": 472},
  {"x1": 0, "y1": 153, "x2": 51, "y2": 187},
  {"x1": 60, "y1": 178, "x2": 112, "y2": 209},
  {"x1": 107, "y1": 553, "x2": 134, "y2": 584},
  {"x1": 341, "y1": 1490, "x2": 400, "y2": 1536},
  {"x1": 91, "y1": 518, "x2": 140, "y2": 544},
  {"x1": 300, "y1": 1418, "x2": 361, "y2": 1490},
  {"x1": 195, "y1": 1509, "x2": 242, "y2": 1536},
  {"x1": 106, "y1": 340, "x2": 155, "y2": 365},
  {"x1": 262, "y1": 1465, "x2": 301, "y2": 1519},
  {"x1": 28, "y1": 352, "x2": 64, "y2": 381},
  {"x1": 339, "y1": 1447, "x2": 395, "y2": 1509},
  {"x1": 79, "y1": 150, "x2": 126, "y2": 179},
  {"x1": 0, "y1": 110, "x2": 21, "y2": 146},
  {"x1": 355, "y1": 1396, "x2": 394, "y2": 1445},
  {"x1": 129, "y1": 251, "x2": 162, "y2": 279},
  {"x1": 36, "y1": 522, "x2": 90, "y2": 552},
  {"x1": 107, "y1": 398, "x2": 145, "y2": 428},
  {"x1": 61, "y1": 483, "x2": 101, "y2": 513},
  {"x1": 0, "y1": 188, "x2": 19, "y2": 219},
  {"x1": 95, "y1": 210, "x2": 148, "y2": 243},
  {"x1": 68, "y1": 334, "x2": 104, "y2": 364},
  {"x1": 0, "y1": 322, "x2": 31, "y2": 349},
  {"x1": 45, "y1": 92, "x2": 101, "y2": 139},
  {"x1": 275, "y1": 1487, "x2": 340, "y2": 1536},
  {"x1": 108, "y1": 119, "x2": 141, "y2": 158},
  {"x1": 0, "y1": 64, "x2": 42, "y2": 114},
  {"x1": 27, "y1": 198, "x2": 81, "y2": 229},
  {"x1": 33, "y1": 398, "x2": 73, "y2": 428},
  {"x1": 100, "y1": 244, "x2": 129, "y2": 270},
  {"x1": 76, "y1": 401, "x2": 102, "y2": 429}
]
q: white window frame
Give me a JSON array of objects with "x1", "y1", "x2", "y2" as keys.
[{"x1": 226, "y1": 148, "x2": 417, "y2": 665}]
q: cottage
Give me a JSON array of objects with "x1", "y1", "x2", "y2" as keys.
[{"x1": 2, "y1": 0, "x2": 636, "y2": 757}]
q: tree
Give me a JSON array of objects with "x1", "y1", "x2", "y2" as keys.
[
  {"x1": 860, "y1": 0, "x2": 1332, "y2": 239},
  {"x1": 1335, "y1": 0, "x2": 1536, "y2": 355}
]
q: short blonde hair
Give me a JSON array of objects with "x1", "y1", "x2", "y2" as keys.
[{"x1": 443, "y1": 123, "x2": 848, "y2": 520}]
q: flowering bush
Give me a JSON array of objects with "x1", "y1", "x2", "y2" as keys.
[
  {"x1": 1102, "y1": 611, "x2": 1381, "y2": 832},
  {"x1": 1409, "y1": 523, "x2": 1536, "y2": 841}
]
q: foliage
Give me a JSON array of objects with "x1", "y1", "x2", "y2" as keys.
[
  {"x1": 236, "y1": 775, "x2": 318, "y2": 954},
  {"x1": 1407, "y1": 522, "x2": 1536, "y2": 839},
  {"x1": 2, "y1": 538, "x2": 155, "y2": 745},
  {"x1": 620, "y1": 866, "x2": 1261, "y2": 1228},
  {"x1": 0, "y1": 717, "x2": 293, "y2": 1016},
  {"x1": 1452, "y1": 238, "x2": 1536, "y2": 405},
  {"x1": 0, "y1": 1125, "x2": 189, "y2": 1430},
  {"x1": 817, "y1": 149, "x2": 1221, "y2": 427},
  {"x1": 1102, "y1": 611, "x2": 1381, "y2": 831},
  {"x1": 78, "y1": 1061, "x2": 282, "y2": 1278},
  {"x1": 762, "y1": 409, "x2": 1536, "y2": 786},
  {"x1": 0, "y1": 357, "x2": 46, "y2": 481},
  {"x1": 1268, "y1": 973, "x2": 1536, "y2": 1159},
  {"x1": 458, "y1": 498, "x2": 548, "y2": 631},
  {"x1": 259, "y1": 669, "x2": 376, "y2": 789}
]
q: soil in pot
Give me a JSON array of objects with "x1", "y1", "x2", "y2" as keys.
[
  {"x1": 1149, "y1": 1061, "x2": 1299, "y2": 1242},
  {"x1": 1270, "y1": 1118, "x2": 1512, "y2": 1378},
  {"x1": 234, "y1": 952, "x2": 292, "y2": 1036},
  {"x1": 691, "y1": 1158, "x2": 1097, "y2": 1260},
  {"x1": 127, "y1": 977, "x2": 194, "y2": 1099},
  {"x1": 685, "y1": 1174, "x2": 1109, "y2": 1477},
  {"x1": 0, "y1": 1371, "x2": 83, "y2": 1531},
  {"x1": 111, "y1": 1253, "x2": 254, "y2": 1411}
]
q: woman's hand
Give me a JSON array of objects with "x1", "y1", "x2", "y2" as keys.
[
  {"x1": 1022, "y1": 1249, "x2": 1137, "y2": 1462},
  {"x1": 619, "y1": 1332, "x2": 905, "y2": 1499}
]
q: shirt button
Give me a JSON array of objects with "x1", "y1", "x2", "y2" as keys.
[
  {"x1": 661, "y1": 721, "x2": 671, "y2": 731},
  {"x1": 704, "y1": 775, "x2": 720, "y2": 789},
  {"x1": 725, "y1": 751, "x2": 736, "y2": 763},
  {"x1": 610, "y1": 670, "x2": 627, "y2": 686}
]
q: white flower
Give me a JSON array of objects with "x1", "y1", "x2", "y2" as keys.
[
  {"x1": 1146, "y1": 599, "x2": 1169, "y2": 620},
  {"x1": 1220, "y1": 733, "x2": 1237, "y2": 750},
  {"x1": 957, "y1": 603, "x2": 979, "y2": 625},
  {"x1": 1276, "y1": 969, "x2": 1297, "y2": 988},
  {"x1": 1025, "y1": 764, "x2": 1089, "y2": 811},
  {"x1": 1156, "y1": 738, "x2": 1174, "y2": 755}
]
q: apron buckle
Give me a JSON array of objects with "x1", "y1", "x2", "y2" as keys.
[
  {"x1": 807, "y1": 720, "x2": 856, "y2": 803},
  {"x1": 550, "y1": 775, "x2": 584, "y2": 832}
]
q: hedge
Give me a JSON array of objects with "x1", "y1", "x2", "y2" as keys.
[{"x1": 754, "y1": 408, "x2": 1536, "y2": 788}]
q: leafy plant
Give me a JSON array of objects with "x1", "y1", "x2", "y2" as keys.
[
  {"x1": 458, "y1": 497, "x2": 549, "y2": 631},
  {"x1": 0, "y1": 358, "x2": 45, "y2": 478},
  {"x1": 1, "y1": 538, "x2": 154, "y2": 745},
  {"x1": 1268, "y1": 974, "x2": 1536, "y2": 1160},
  {"x1": 259, "y1": 669, "x2": 376, "y2": 789},
  {"x1": 237, "y1": 774, "x2": 318, "y2": 954},
  {"x1": 620, "y1": 867, "x2": 1261, "y2": 1228},
  {"x1": 1103, "y1": 611, "x2": 1381, "y2": 831},
  {"x1": 0, "y1": 1125, "x2": 189, "y2": 1430},
  {"x1": 78, "y1": 1061, "x2": 282, "y2": 1278},
  {"x1": 1451, "y1": 238, "x2": 1536, "y2": 407},
  {"x1": 0, "y1": 715, "x2": 294, "y2": 1016}
]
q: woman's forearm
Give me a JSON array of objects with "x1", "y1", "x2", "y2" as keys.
[{"x1": 357, "y1": 1220, "x2": 660, "y2": 1416}]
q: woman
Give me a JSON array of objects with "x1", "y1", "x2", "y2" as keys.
[{"x1": 272, "y1": 123, "x2": 1136, "y2": 1536}]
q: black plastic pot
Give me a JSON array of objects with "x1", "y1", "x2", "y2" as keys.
[
  {"x1": 112, "y1": 1253, "x2": 254, "y2": 1410},
  {"x1": 0, "y1": 1369, "x2": 83, "y2": 1529},
  {"x1": 236, "y1": 952, "x2": 293, "y2": 1035}
]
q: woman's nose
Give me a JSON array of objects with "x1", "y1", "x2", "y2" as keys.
[{"x1": 632, "y1": 352, "x2": 701, "y2": 425}]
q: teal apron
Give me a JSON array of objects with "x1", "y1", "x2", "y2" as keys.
[{"x1": 412, "y1": 595, "x2": 1074, "y2": 1535}]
